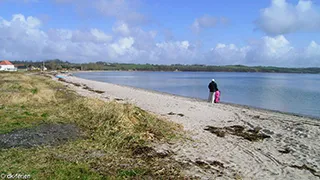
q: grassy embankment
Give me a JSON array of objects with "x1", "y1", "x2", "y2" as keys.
[{"x1": 0, "y1": 72, "x2": 184, "y2": 179}]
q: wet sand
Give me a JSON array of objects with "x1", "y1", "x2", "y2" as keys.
[{"x1": 58, "y1": 74, "x2": 320, "y2": 179}]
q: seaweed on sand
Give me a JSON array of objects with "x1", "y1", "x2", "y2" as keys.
[
  {"x1": 290, "y1": 164, "x2": 319, "y2": 178},
  {"x1": 81, "y1": 85, "x2": 105, "y2": 94},
  {"x1": 204, "y1": 125, "x2": 271, "y2": 142},
  {"x1": 167, "y1": 112, "x2": 185, "y2": 117},
  {"x1": 92, "y1": 90, "x2": 105, "y2": 94}
]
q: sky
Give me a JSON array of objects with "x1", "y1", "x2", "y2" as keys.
[{"x1": 0, "y1": 0, "x2": 320, "y2": 67}]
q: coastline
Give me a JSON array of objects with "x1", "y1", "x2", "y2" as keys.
[
  {"x1": 57, "y1": 74, "x2": 320, "y2": 179},
  {"x1": 72, "y1": 72, "x2": 320, "y2": 120},
  {"x1": 70, "y1": 69, "x2": 320, "y2": 74}
]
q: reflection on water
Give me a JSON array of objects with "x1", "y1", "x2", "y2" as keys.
[{"x1": 75, "y1": 71, "x2": 320, "y2": 118}]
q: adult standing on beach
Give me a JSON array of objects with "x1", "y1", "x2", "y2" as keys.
[{"x1": 208, "y1": 79, "x2": 219, "y2": 103}]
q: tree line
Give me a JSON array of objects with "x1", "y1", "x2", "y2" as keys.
[{"x1": 11, "y1": 59, "x2": 320, "y2": 74}]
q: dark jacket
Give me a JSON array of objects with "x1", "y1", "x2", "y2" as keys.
[{"x1": 208, "y1": 81, "x2": 218, "y2": 92}]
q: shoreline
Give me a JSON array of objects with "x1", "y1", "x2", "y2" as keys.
[
  {"x1": 69, "y1": 69, "x2": 320, "y2": 75},
  {"x1": 56, "y1": 73, "x2": 320, "y2": 179},
  {"x1": 72, "y1": 73, "x2": 320, "y2": 121}
]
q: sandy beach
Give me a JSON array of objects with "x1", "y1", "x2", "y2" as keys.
[{"x1": 58, "y1": 74, "x2": 320, "y2": 180}]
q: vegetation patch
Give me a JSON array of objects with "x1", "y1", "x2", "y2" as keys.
[
  {"x1": 0, "y1": 123, "x2": 81, "y2": 149},
  {"x1": 0, "y1": 72, "x2": 185, "y2": 179},
  {"x1": 204, "y1": 125, "x2": 271, "y2": 142}
]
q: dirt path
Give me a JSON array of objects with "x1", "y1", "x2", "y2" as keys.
[{"x1": 58, "y1": 75, "x2": 320, "y2": 179}]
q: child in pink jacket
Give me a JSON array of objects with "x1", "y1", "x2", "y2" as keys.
[{"x1": 214, "y1": 90, "x2": 221, "y2": 103}]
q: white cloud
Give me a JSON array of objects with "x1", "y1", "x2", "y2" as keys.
[
  {"x1": 208, "y1": 35, "x2": 320, "y2": 67},
  {"x1": 191, "y1": 15, "x2": 228, "y2": 34},
  {"x1": 0, "y1": 14, "x2": 47, "y2": 59},
  {"x1": 245, "y1": 35, "x2": 296, "y2": 66},
  {"x1": 10, "y1": 14, "x2": 41, "y2": 28},
  {"x1": 156, "y1": 41, "x2": 190, "y2": 50},
  {"x1": 303, "y1": 41, "x2": 320, "y2": 66},
  {"x1": 0, "y1": 14, "x2": 115, "y2": 61},
  {"x1": 46, "y1": 28, "x2": 112, "y2": 46},
  {"x1": 209, "y1": 44, "x2": 250, "y2": 65},
  {"x1": 112, "y1": 22, "x2": 157, "y2": 50},
  {"x1": 90, "y1": 29, "x2": 113, "y2": 42},
  {"x1": 152, "y1": 41, "x2": 202, "y2": 64},
  {"x1": 0, "y1": 14, "x2": 320, "y2": 67},
  {"x1": 112, "y1": 21, "x2": 131, "y2": 36},
  {"x1": 261, "y1": 36, "x2": 293, "y2": 58},
  {"x1": 110, "y1": 37, "x2": 135, "y2": 56},
  {"x1": 256, "y1": 0, "x2": 320, "y2": 35},
  {"x1": 306, "y1": 41, "x2": 320, "y2": 57},
  {"x1": 0, "y1": 14, "x2": 160, "y2": 63}
]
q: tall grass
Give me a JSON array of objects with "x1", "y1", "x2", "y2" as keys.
[{"x1": 0, "y1": 72, "x2": 184, "y2": 179}]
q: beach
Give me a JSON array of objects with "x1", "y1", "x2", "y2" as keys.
[{"x1": 59, "y1": 74, "x2": 320, "y2": 179}]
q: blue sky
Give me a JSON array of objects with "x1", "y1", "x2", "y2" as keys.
[{"x1": 0, "y1": 0, "x2": 320, "y2": 67}]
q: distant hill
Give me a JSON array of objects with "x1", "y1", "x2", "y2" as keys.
[{"x1": 11, "y1": 59, "x2": 320, "y2": 74}]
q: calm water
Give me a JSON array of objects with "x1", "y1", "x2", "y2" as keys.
[{"x1": 75, "y1": 71, "x2": 320, "y2": 118}]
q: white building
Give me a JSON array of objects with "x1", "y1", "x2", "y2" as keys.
[
  {"x1": 0, "y1": 60, "x2": 17, "y2": 71},
  {"x1": 42, "y1": 66, "x2": 47, "y2": 71}
]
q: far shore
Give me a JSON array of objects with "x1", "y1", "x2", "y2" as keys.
[
  {"x1": 56, "y1": 73, "x2": 320, "y2": 179},
  {"x1": 55, "y1": 69, "x2": 320, "y2": 74}
]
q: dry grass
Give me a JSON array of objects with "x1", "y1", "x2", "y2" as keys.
[{"x1": 0, "y1": 72, "x2": 185, "y2": 179}]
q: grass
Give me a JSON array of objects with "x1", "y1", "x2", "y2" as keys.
[{"x1": 0, "y1": 72, "x2": 184, "y2": 179}]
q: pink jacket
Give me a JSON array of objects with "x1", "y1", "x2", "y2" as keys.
[{"x1": 214, "y1": 90, "x2": 220, "y2": 103}]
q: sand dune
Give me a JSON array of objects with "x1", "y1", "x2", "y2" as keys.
[{"x1": 60, "y1": 74, "x2": 320, "y2": 179}]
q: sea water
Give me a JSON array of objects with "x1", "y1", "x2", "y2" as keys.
[{"x1": 75, "y1": 71, "x2": 320, "y2": 118}]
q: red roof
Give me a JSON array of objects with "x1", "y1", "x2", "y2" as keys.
[{"x1": 0, "y1": 60, "x2": 13, "y2": 65}]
